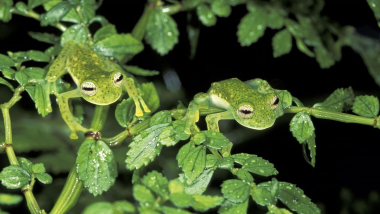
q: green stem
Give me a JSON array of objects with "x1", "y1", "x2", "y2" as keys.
[
  {"x1": 90, "y1": 105, "x2": 110, "y2": 131},
  {"x1": 131, "y1": 4, "x2": 154, "y2": 41},
  {"x1": 284, "y1": 106, "x2": 380, "y2": 128},
  {"x1": 11, "y1": 8, "x2": 67, "y2": 31},
  {"x1": 50, "y1": 167, "x2": 83, "y2": 214}
]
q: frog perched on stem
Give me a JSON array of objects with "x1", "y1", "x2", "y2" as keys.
[
  {"x1": 184, "y1": 78, "x2": 280, "y2": 134},
  {"x1": 46, "y1": 41, "x2": 150, "y2": 139}
]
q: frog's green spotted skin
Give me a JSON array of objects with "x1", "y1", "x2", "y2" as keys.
[
  {"x1": 184, "y1": 78, "x2": 279, "y2": 134},
  {"x1": 46, "y1": 41, "x2": 150, "y2": 139}
]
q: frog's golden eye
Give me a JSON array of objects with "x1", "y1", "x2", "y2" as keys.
[
  {"x1": 113, "y1": 72, "x2": 123, "y2": 87},
  {"x1": 270, "y1": 95, "x2": 279, "y2": 109},
  {"x1": 81, "y1": 82, "x2": 97, "y2": 96},
  {"x1": 237, "y1": 105, "x2": 254, "y2": 119}
]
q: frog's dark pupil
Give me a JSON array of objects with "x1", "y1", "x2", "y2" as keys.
[
  {"x1": 273, "y1": 97, "x2": 279, "y2": 105},
  {"x1": 116, "y1": 74, "x2": 123, "y2": 82},
  {"x1": 82, "y1": 86, "x2": 95, "y2": 91},
  {"x1": 240, "y1": 109, "x2": 252, "y2": 115}
]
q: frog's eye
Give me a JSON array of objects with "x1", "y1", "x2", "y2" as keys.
[
  {"x1": 113, "y1": 72, "x2": 123, "y2": 87},
  {"x1": 237, "y1": 105, "x2": 254, "y2": 119},
  {"x1": 81, "y1": 82, "x2": 97, "y2": 96},
  {"x1": 270, "y1": 95, "x2": 279, "y2": 109}
]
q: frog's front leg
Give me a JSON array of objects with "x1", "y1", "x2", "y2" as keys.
[
  {"x1": 55, "y1": 89, "x2": 89, "y2": 139},
  {"x1": 183, "y1": 93, "x2": 212, "y2": 134},
  {"x1": 205, "y1": 111, "x2": 234, "y2": 156},
  {"x1": 122, "y1": 78, "x2": 150, "y2": 117}
]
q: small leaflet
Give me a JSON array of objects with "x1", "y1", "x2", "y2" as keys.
[
  {"x1": 0, "y1": 77, "x2": 14, "y2": 91},
  {"x1": 140, "y1": 82, "x2": 160, "y2": 113},
  {"x1": 145, "y1": 9, "x2": 179, "y2": 55},
  {"x1": 313, "y1": 87, "x2": 354, "y2": 112},
  {"x1": 217, "y1": 157, "x2": 234, "y2": 170},
  {"x1": 177, "y1": 143, "x2": 206, "y2": 185},
  {"x1": 60, "y1": 24, "x2": 88, "y2": 46},
  {"x1": 76, "y1": 139, "x2": 118, "y2": 196},
  {"x1": 150, "y1": 110, "x2": 172, "y2": 127},
  {"x1": 141, "y1": 170, "x2": 169, "y2": 198},
  {"x1": 93, "y1": 24, "x2": 118, "y2": 43},
  {"x1": 0, "y1": 165, "x2": 30, "y2": 189},
  {"x1": 159, "y1": 120, "x2": 190, "y2": 146},
  {"x1": 241, "y1": 156, "x2": 278, "y2": 176},
  {"x1": 170, "y1": 192, "x2": 194, "y2": 208},
  {"x1": 352, "y1": 95, "x2": 380, "y2": 118},
  {"x1": 202, "y1": 130, "x2": 230, "y2": 149},
  {"x1": 183, "y1": 168, "x2": 214, "y2": 195},
  {"x1": 28, "y1": 32, "x2": 60, "y2": 44},
  {"x1": 115, "y1": 98, "x2": 135, "y2": 127},
  {"x1": 40, "y1": 1, "x2": 73, "y2": 26},
  {"x1": 196, "y1": 4, "x2": 217, "y2": 26},
  {"x1": 289, "y1": 111, "x2": 315, "y2": 144},
  {"x1": 221, "y1": 179, "x2": 250, "y2": 203},
  {"x1": 0, "y1": 193, "x2": 23, "y2": 205},
  {"x1": 191, "y1": 195, "x2": 224, "y2": 212},
  {"x1": 315, "y1": 46, "x2": 335, "y2": 69},
  {"x1": 35, "y1": 83, "x2": 52, "y2": 117},
  {"x1": 237, "y1": 6, "x2": 267, "y2": 46},
  {"x1": 236, "y1": 169, "x2": 254, "y2": 183},
  {"x1": 126, "y1": 124, "x2": 168, "y2": 170},
  {"x1": 272, "y1": 29, "x2": 292, "y2": 58},
  {"x1": 161, "y1": 206, "x2": 193, "y2": 214},
  {"x1": 211, "y1": 0, "x2": 231, "y2": 18},
  {"x1": 218, "y1": 199, "x2": 248, "y2": 214},
  {"x1": 123, "y1": 65, "x2": 159, "y2": 76},
  {"x1": 133, "y1": 184, "x2": 156, "y2": 206}
]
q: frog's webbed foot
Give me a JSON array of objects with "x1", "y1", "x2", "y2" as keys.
[
  {"x1": 123, "y1": 78, "x2": 151, "y2": 117},
  {"x1": 56, "y1": 90, "x2": 89, "y2": 139}
]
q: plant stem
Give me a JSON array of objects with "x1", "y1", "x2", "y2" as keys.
[
  {"x1": 50, "y1": 167, "x2": 83, "y2": 214},
  {"x1": 1, "y1": 86, "x2": 43, "y2": 214},
  {"x1": 11, "y1": 8, "x2": 67, "y2": 31},
  {"x1": 90, "y1": 105, "x2": 110, "y2": 131},
  {"x1": 284, "y1": 106, "x2": 380, "y2": 128},
  {"x1": 131, "y1": 4, "x2": 154, "y2": 41}
]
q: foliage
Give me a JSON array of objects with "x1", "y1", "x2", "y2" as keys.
[{"x1": 0, "y1": 0, "x2": 379, "y2": 214}]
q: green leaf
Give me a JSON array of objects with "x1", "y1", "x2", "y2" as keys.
[
  {"x1": 192, "y1": 132, "x2": 206, "y2": 145},
  {"x1": 40, "y1": 1, "x2": 73, "y2": 26},
  {"x1": 0, "y1": 54, "x2": 14, "y2": 67},
  {"x1": 306, "y1": 133, "x2": 316, "y2": 167},
  {"x1": 211, "y1": 0, "x2": 231, "y2": 17},
  {"x1": 83, "y1": 202, "x2": 114, "y2": 214},
  {"x1": 221, "y1": 179, "x2": 250, "y2": 203},
  {"x1": 289, "y1": 111, "x2": 315, "y2": 143},
  {"x1": 92, "y1": 33, "x2": 144, "y2": 62},
  {"x1": 0, "y1": 193, "x2": 22, "y2": 205},
  {"x1": 352, "y1": 95, "x2": 380, "y2": 117},
  {"x1": 295, "y1": 38, "x2": 315, "y2": 57},
  {"x1": 272, "y1": 29, "x2": 292, "y2": 58},
  {"x1": 34, "y1": 83, "x2": 52, "y2": 117},
  {"x1": 15, "y1": 71, "x2": 28, "y2": 86},
  {"x1": 150, "y1": 110, "x2": 172, "y2": 126},
  {"x1": 313, "y1": 87, "x2": 354, "y2": 112},
  {"x1": 0, "y1": 165, "x2": 30, "y2": 189},
  {"x1": 218, "y1": 199, "x2": 248, "y2": 214},
  {"x1": 0, "y1": 77, "x2": 14, "y2": 91},
  {"x1": 191, "y1": 195, "x2": 224, "y2": 212},
  {"x1": 140, "y1": 82, "x2": 160, "y2": 113},
  {"x1": 77, "y1": 139, "x2": 118, "y2": 196},
  {"x1": 124, "y1": 65, "x2": 159, "y2": 76},
  {"x1": 275, "y1": 89, "x2": 292, "y2": 117},
  {"x1": 277, "y1": 182, "x2": 321, "y2": 214},
  {"x1": 236, "y1": 169, "x2": 254, "y2": 183},
  {"x1": 28, "y1": 0, "x2": 50, "y2": 9},
  {"x1": 15, "y1": 2, "x2": 28, "y2": 13},
  {"x1": 11, "y1": 51, "x2": 30, "y2": 63},
  {"x1": 267, "y1": 9, "x2": 284, "y2": 29},
  {"x1": 217, "y1": 157, "x2": 234, "y2": 170},
  {"x1": 168, "y1": 179, "x2": 184, "y2": 194},
  {"x1": 35, "y1": 173, "x2": 52, "y2": 184},
  {"x1": 145, "y1": 9, "x2": 179, "y2": 55},
  {"x1": 237, "y1": 8, "x2": 267, "y2": 46},
  {"x1": 26, "y1": 50, "x2": 50, "y2": 62},
  {"x1": 202, "y1": 130, "x2": 230, "y2": 149},
  {"x1": 141, "y1": 170, "x2": 169, "y2": 198},
  {"x1": 24, "y1": 67, "x2": 47, "y2": 79},
  {"x1": 126, "y1": 124, "x2": 168, "y2": 170},
  {"x1": 252, "y1": 187, "x2": 276, "y2": 206},
  {"x1": 133, "y1": 184, "x2": 156, "y2": 205},
  {"x1": 0, "y1": 0, "x2": 13, "y2": 22},
  {"x1": 1, "y1": 67, "x2": 16, "y2": 79},
  {"x1": 44, "y1": 45, "x2": 62, "y2": 57},
  {"x1": 17, "y1": 157, "x2": 33, "y2": 174},
  {"x1": 60, "y1": 24, "x2": 88, "y2": 46},
  {"x1": 183, "y1": 168, "x2": 214, "y2": 195},
  {"x1": 113, "y1": 200, "x2": 136, "y2": 213},
  {"x1": 366, "y1": 0, "x2": 380, "y2": 25},
  {"x1": 159, "y1": 120, "x2": 190, "y2": 146},
  {"x1": 235, "y1": 154, "x2": 278, "y2": 176},
  {"x1": 177, "y1": 143, "x2": 206, "y2": 185},
  {"x1": 28, "y1": 32, "x2": 60, "y2": 44},
  {"x1": 115, "y1": 98, "x2": 135, "y2": 127},
  {"x1": 196, "y1": 4, "x2": 217, "y2": 26},
  {"x1": 93, "y1": 24, "x2": 117, "y2": 43},
  {"x1": 161, "y1": 206, "x2": 193, "y2": 214},
  {"x1": 32, "y1": 163, "x2": 45, "y2": 174},
  {"x1": 315, "y1": 46, "x2": 335, "y2": 69},
  {"x1": 170, "y1": 192, "x2": 194, "y2": 208}
]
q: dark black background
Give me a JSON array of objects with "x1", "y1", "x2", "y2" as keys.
[{"x1": 1, "y1": 1, "x2": 380, "y2": 213}]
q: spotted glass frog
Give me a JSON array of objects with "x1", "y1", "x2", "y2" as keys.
[
  {"x1": 184, "y1": 78, "x2": 279, "y2": 133},
  {"x1": 46, "y1": 41, "x2": 150, "y2": 139}
]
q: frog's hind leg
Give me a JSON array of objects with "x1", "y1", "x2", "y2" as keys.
[
  {"x1": 183, "y1": 92, "x2": 211, "y2": 134},
  {"x1": 46, "y1": 42, "x2": 75, "y2": 83},
  {"x1": 56, "y1": 89, "x2": 89, "y2": 139},
  {"x1": 123, "y1": 78, "x2": 151, "y2": 117}
]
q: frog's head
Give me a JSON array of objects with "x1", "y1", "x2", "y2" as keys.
[
  {"x1": 80, "y1": 71, "x2": 123, "y2": 105},
  {"x1": 231, "y1": 92, "x2": 279, "y2": 130}
]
